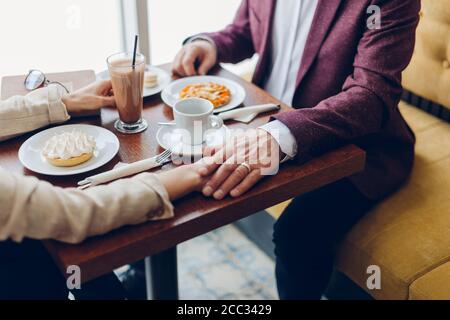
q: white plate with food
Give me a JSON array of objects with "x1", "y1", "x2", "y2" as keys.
[
  {"x1": 18, "y1": 124, "x2": 120, "y2": 176},
  {"x1": 161, "y1": 75, "x2": 246, "y2": 113},
  {"x1": 97, "y1": 65, "x2": 172, "y2": 98}
]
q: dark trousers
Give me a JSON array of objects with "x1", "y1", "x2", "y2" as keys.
[
  {"x1": 0, "y1": 239, "x2": 126, "y2": 300},
  {"x1": 273, "y1": 179, "x2": 376, "y2": 300}
]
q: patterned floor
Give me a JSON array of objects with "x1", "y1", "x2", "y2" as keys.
[{"x1": 178, "y1": 225, "x2": 278, "y2": 300}]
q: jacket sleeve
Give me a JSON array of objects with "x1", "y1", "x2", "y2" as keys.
[
  {"x1": 0, "y1": 85, "x2": 70, "y2": 142},
  {"x1": 203, "y1": 0, "x2": 255, "y2": 63},
  {"x1": 0, "y1": 168, "x2": 174, "y2": 244},
  {"x1": 275, "y1": 0, "x2": 420, "y2": 164}
]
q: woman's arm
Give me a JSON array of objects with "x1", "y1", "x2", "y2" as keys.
[
  {"x1": 0, "y1": 85, "x2": 70, "y2": 141},
  {"x1": 0, "y1": 81, "x2": 115, "y2": 142},
  {"x1": 0, "y1": 163, "x2": 205, "y2": 244}
]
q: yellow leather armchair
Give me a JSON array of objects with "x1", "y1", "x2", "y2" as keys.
[{"x1": 335, "y1": 0, "x2": 450, "y2": 300}]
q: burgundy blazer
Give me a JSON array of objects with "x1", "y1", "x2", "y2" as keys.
[{"x1": 205, "y1": 0, "x2": 421, "y2": 200}]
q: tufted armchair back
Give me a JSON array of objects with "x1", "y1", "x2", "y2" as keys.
[{"x1": 402, "y1": 0, "x2": 450, "y2": 117}]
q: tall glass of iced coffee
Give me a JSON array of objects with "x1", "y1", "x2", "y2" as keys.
[{"x1": 107, "y1": 52, "x2": 147, "y2": 134}]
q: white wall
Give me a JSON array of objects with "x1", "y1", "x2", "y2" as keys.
[
  {"x1": 148, "y1": 0, "x2": 241, "y2": 65},
  {"x1": 0, "y1": 0, "x2": 122, "y2": 77}
]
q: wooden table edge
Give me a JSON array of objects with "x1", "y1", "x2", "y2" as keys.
[{"x1": 44, "y1": 144, "x2": 365, "y2": 283}]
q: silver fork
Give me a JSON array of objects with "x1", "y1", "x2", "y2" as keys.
[
  {"x1": 155, "y1": 149, "x2": 172, "y2": 164},
  {"x1": 77, "y1": 149, "x2": 173, "y2": 190}
]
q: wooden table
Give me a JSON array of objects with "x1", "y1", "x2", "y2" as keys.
[{"x1": 0, "y1": 64, "x2": 365, "y2": 299}]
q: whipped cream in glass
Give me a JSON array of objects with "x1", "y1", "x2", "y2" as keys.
[{"x1": 42, "y1": 131, "x2": 96, "y2": 160}]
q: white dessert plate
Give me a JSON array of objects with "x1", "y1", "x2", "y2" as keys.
[
  {"x1": 97, "y1": 65, "x2": 172, "y2": 98},
  {"x1": 18, "y1": 124, "x2": 120, "y2": 176},
  {"x1": 161, "y1": 75, "x2": 246, "y2": 113},
  {"x1": 156, "y1": 124, "x2": 230, "y2": 157}
]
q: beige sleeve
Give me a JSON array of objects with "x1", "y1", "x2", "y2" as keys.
[
  {"x1": 0, "y1": 168, "x2": 174, "y2": 244},
  {"x1": 0, "y1": 85, "x2": 70, "y2": 142}
]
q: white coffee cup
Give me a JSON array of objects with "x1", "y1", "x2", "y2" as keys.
[{"x1": 173, "y1": 98, "x2": 224, "y2": 145}]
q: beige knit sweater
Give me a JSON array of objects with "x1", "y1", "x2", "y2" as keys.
[{"x1": 0, "y1": 86, "x2": 174, "y2": 244}]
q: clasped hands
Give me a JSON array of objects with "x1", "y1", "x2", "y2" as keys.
[{"x1": 193, "y1": 129, "x2": 283, "y2": 200}]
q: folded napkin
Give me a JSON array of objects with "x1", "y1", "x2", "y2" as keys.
[
  {"x1": 78, "y1": 157, "x2": 165, "y2": 188},
  {"x1": 218, "y1": 104, "x2": 280, "y2": 123}
]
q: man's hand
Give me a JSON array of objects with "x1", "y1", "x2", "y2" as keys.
[
  {"x1": 62, "y1": 80, "x2": 116, "y2": 113},
  {"x1": 172, "y1": 40, "x2": 217, "y2": 77},
  {"x1": 199, "y1": 129, "x2": 282, "y2": 200}
]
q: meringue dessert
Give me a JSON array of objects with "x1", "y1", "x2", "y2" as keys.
[
  {"x1": 144, "y1": 71, "x2": 158, "y2": 88},
  {"x1": 42, "y1": 131, "x2": 96, "y2": 167}
]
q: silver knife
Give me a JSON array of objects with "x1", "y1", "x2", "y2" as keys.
[{"x1": 218, "y1": 104, "x2": 280, "y2": 123}]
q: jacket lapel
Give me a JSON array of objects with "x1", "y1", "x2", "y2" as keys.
[
  {"x1": 295, "y1": 0, "x2": 342, "y2": 88},
  {"x1": 252, "y1": 0, "x2": 277, "y2": 86},
  {"x1": 259, "y1": 0, "x2": 277, "y2": 55}
]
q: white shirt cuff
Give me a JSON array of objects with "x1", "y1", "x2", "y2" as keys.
[{"x1": 260, "y1": 120, "x2": 298, "y2": 163}]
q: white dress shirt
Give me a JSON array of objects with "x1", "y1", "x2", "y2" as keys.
[{"x1": 260, "y1": 0, "x2": 319, "y2": 160}]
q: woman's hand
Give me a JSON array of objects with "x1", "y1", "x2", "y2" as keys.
[
  {"x1": 62, "y1": 80, "x2": 116, "y2": 113},
  {"x1": 157, "y1": 162, "x2": 210, "y2": 201}
]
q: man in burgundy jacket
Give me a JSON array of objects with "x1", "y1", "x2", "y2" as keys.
[{"x1": 173, "y1": 0, "x2": 420, "y2": 299}]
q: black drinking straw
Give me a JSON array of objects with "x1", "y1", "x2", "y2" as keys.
[{"x1": 132, "y1": 35, "x2": 139, "y2": 70}]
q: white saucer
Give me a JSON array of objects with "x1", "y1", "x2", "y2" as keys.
[
  {"x1": 97, "y1": 65, "x2": 172, "y2": 98},
  {"x1": 156, "y1": 125, "x2": 230, "y2": 156},
  {"x1": 161, "y1": 75, "x2": 246, "y2": 113},
  {"x1": 18, "y1": 124, "x2": 120, "y2": 176}
]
